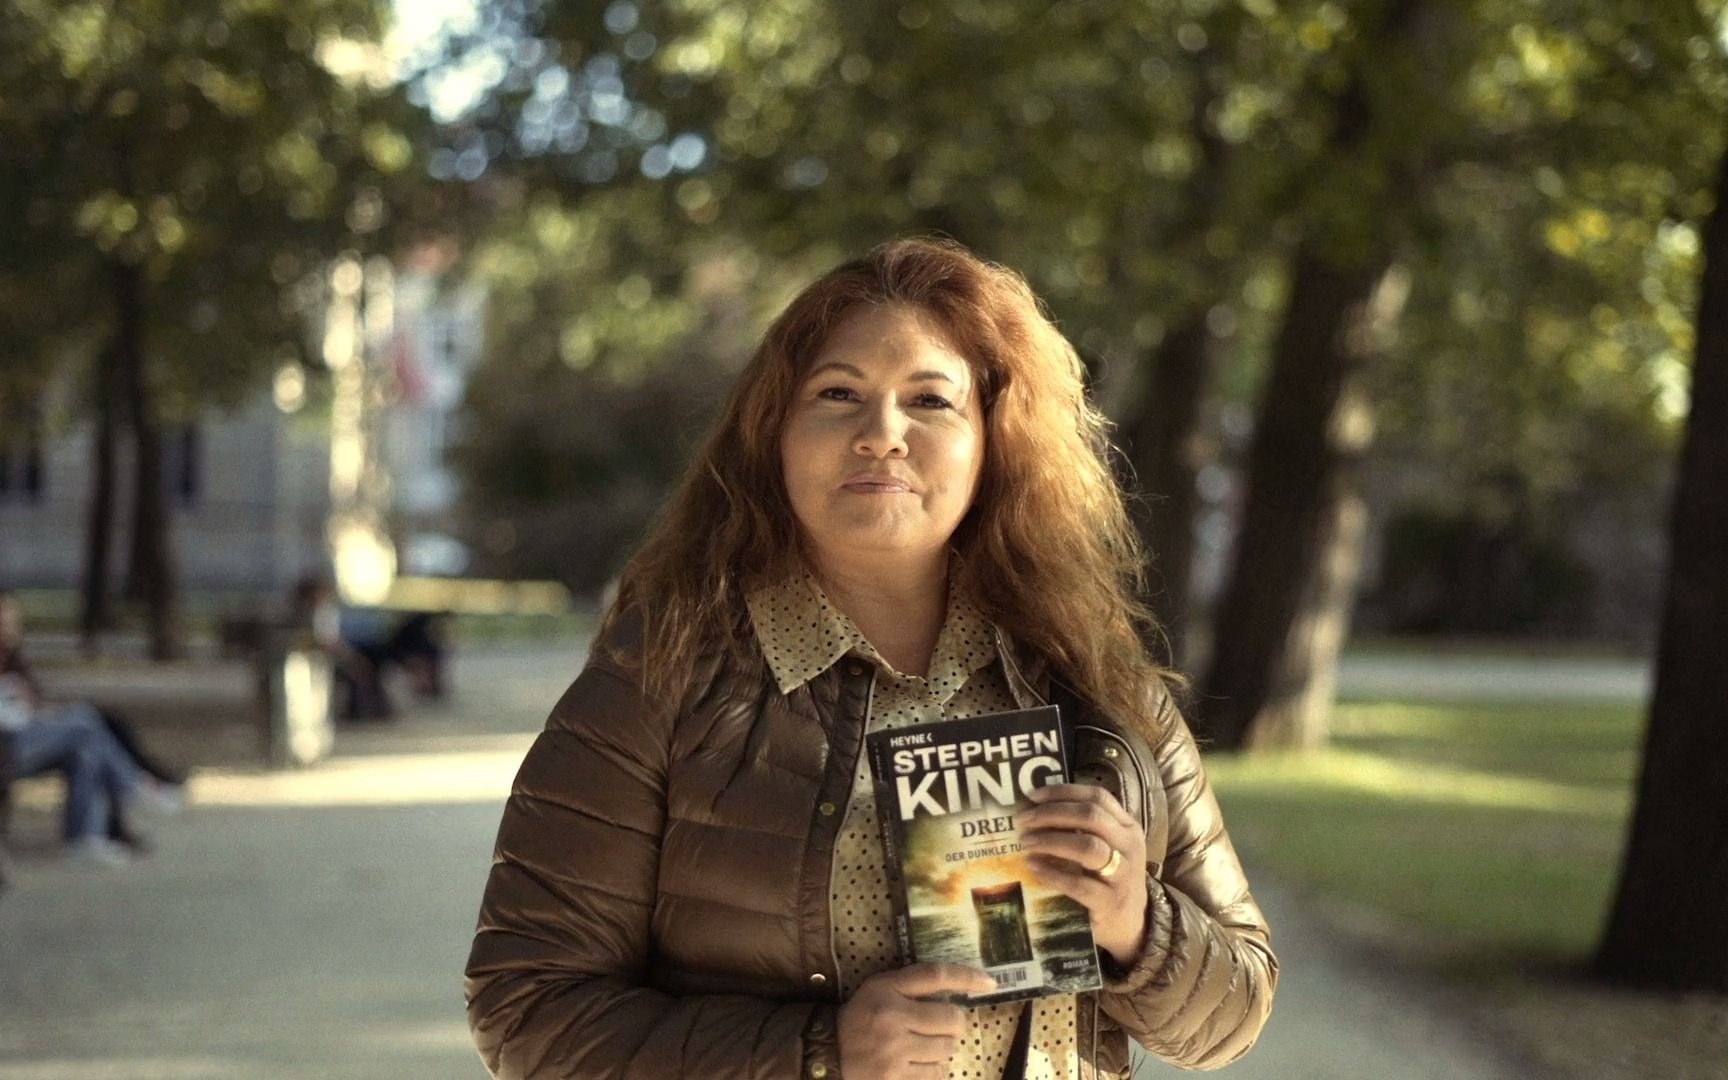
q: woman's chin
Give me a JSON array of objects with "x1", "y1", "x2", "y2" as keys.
[{"x1": 809, "y1": 522, "x2": 951, "y2": 564}]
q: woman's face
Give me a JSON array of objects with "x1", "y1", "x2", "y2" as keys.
[{"x1": 780, "y1": 303, "x2": 985, "y2": 576}]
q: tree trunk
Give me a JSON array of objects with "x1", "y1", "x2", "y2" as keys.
[
  {"x1": 1594, "y1": 135, "x2": 1728, "y2": 991},
  {"x1": 1121, "y1": 314, "x2": 1212, "y2": 667},
  {"x1": 1247, "y1": 382, "x2": 1375, "y2": 751},
  {"x1": 113, "y1": 262, "x2": 183, "y2": 661},
  {"x1": 1189, "y1": 0, "x2": 1429, "y2": 751},
  {"x1": 78, "y1": 343, "x2": 121, "y2": 657},
  {"x1": 1114, "y1": 42, "x2": 1235, "y2": 671},
  {"x1": 1195, "y1": 248, "x2": 1389, "y2": 750}
]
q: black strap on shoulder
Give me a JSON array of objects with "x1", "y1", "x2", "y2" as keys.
[
  {"x1": 1048, "y1": 679, "x2": 1082, "y2": 767},
  {"x1": 1000, "y1": 1000, "x2": 1031, "y2": 1080},
  {"x1": 1006, "y1": 681, "x2": 1080, "y2": 1080}
]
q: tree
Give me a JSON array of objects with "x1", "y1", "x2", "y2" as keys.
[
  {"x1": 439, "y1": 0, "x2": 1719, "y2": 756},
  {"x1": 79, "y1": 344, "x2": 122, "y2": 652},
  {"x1": 0, "y1": 0, "x2": 428, "y2": 657},
  {"x1": 1362, "y1": 1, "x2": 1722, "y2": 648},
  {"x1": 1195, "y1": 0, "x2": 1433, "y2": 749},
  {"x1": 441, "y1": 0, "x2": 1350, "y2": 625},
  {"x1": 1197, "y1": 0, "x2": 1726, "y2": 748},
  {"x1": 1595, "y1": 116, "x2": 1728, "y2": 993}
]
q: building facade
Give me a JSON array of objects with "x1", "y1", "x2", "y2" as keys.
[{"x1": 0, "y1": 264, "x2": 482, "y2": 601}]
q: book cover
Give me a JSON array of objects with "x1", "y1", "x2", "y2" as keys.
[{"x1": 865, "y1": 705, "x2": 1104, "y2": 1004}]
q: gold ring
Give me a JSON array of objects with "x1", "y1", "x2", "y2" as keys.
[{"x1": 1096, "y1": 848, "x2": 1124, "y2": 880}]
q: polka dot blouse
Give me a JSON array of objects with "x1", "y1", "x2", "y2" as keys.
[{"x1": 746, "y1": 574, "x2": 1079, "y2": 1080}]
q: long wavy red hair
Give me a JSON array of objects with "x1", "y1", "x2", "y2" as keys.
[{"x1": 606, "y1": 237, "x2": 1171, "y2": 738}]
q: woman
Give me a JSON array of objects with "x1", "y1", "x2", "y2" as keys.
[
  {"x1": 466, "y1": 239, "x2": 1276, "y2": 1079},
  {"x1": 0, "y1": 589, "x2": 184, "y2": 864}
]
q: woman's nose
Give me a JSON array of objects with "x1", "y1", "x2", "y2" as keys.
[{"x1": 852, "y1": 401, "x2": 909, "y2": 458}]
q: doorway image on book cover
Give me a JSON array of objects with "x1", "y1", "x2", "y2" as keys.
[{"x1": 901, "y1": 795, "x2": 1098, "y2": 995}]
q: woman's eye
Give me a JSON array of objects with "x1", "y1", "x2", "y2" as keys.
[
  {"x1": 912, "y1": 393, "x2": 954, "y2": 410},
  {"x1": 815, "y1": 386, "x2": 859, "y2": 402}
]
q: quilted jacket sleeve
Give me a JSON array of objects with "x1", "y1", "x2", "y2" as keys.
[
  {"x1": 463, "y1": 655, "x2": 839, "y2": 1079},
  {"x1": 1096, "y1": 693, "x2": 1278, "y2": 1071}
]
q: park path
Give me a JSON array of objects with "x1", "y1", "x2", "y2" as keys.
[
  {"x1": 1336, "y1": 649, "x2": 1648, "y2": 704},
  {"x1": 0, "y1": 642, "x2": 1594, "y2": 1078}
]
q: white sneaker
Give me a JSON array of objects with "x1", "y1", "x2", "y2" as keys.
[
  {"x1": 129, "y1": 779, "x2": 185, "y2": 817},
  {"x1": 65, "y1": 836, "x2": 133, "y2": 867}
]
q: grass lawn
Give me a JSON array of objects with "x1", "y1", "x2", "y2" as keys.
[
  {"x1": 1203, "y1": 700, "x2": 1728, "y2": 1076},
  {"x1": 1203, "y1": 699, "x2": 1643, "y2": 971}
]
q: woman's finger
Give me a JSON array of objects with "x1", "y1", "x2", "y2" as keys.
[
  {"x1": 889, "y1": 962, "x2": 998, "y2": 1001},
  {"x1": 1018, "y1": 827, "x2": 1117, "y2": 870},
  {"x1": 1026, "y1": 782, "x2": 1137, "y2": 827},
  {"x1": 1025, "y1": 853, "x2": 1119, "y2": 910},
  {"x1": 1020, "y1": 798, "x2": 1135, "y2": 838},
  {"x1": 900, "y1": 998, "x2": 972, "y2": 1039},
  {"x1": 902, "y1": 1033, "x2": 959, "y2": 1063}
]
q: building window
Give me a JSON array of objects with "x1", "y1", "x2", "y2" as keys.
[
  {"x1": 161, "y1": 424, "x2": 200, "y2": 508},
  {"x1": 0, "y1": 435, "x2": 44, "y2": 504}
]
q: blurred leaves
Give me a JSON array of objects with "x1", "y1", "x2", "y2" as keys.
[
  {"x1": 431, "y1": 0, "x2": 1727, "y2": 590},
  {"x1": 0, "y1": 0, "x2": 438, "y2": 426},
  {"x1": 4, "y1": 0, "x2": 1722, "y2": 599}
]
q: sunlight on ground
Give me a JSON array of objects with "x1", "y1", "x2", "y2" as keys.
[
  {"x1": 0, "y1": 1017, "x2": 476, "y2": 1080},
  {"x1": 1208, "y1": 746, "x2": 1630, "y2": 816},
  {"x1": 363, "y1": 1019, "x2": 480, "y2": 1051},
  {"x1": 189, "y1": 743, "x2": 534, "y2": 807},
  {"x1": 3, "y1": 1058, "x2": 250, "y2": 1080},
  {"x1": 12, "y1": 737, "x2": 535, "y2": 810}
]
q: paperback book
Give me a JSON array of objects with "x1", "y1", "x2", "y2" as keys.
[{"x1": 865, "y1": 705, "x2": 1104, "y2": 1004}]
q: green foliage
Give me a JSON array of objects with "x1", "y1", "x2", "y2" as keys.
[
  {"x1": 1371, "y1": 501, "x2": 1596, "y2": 635},
  {"x1": 431, "y1": 0, "x2": 1727, "y2": 603},
  {"x1": 0, "y1": 0, "x2": 432, "y2": 423},
  {"x1": 450, "y1": 321, "x2": 734, "y2": 592},
  {"x1": 1369, "y1": 0, "x2": 1726, "y2": 519}
]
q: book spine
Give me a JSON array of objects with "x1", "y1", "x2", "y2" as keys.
[
  {"x1": 1050, "y1": 703, "x2": 1104, "y2": 990},
  {"x1": 866, "y1": 734, "x2": 916, "y2": 966}
]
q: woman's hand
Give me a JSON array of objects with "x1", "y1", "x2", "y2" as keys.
[
  {"x1": 837, "y1": 963, "x2": 997, "y2": 1079},
  {"x1": 1019, "y1": 783, "x2": 1149, "y2": 968}
]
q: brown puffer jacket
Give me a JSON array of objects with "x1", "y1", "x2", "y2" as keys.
[{"x1": 465, "y1": 613, "x2": 1277, "y2": 1078}]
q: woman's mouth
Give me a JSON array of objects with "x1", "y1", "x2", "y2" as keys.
[{"x1": 842, "y1": 475, "x2": 912, "y2": 493}]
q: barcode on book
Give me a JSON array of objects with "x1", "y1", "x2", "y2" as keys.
[{"x1": 988, "y1": 961, "x2": 1042, "y2": 992}]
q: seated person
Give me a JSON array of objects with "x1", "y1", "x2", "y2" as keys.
[
  {"x1": 292, "y1": 576, "x2": 391, "y2": 721},
  {"x1": 290, "y1": 577, "x2": 449, "y2": 721},
  {"x1": 0, "y1": 590, "x2": 182, "y2": 865},
  {"x1": 384, "y1": 611, "x2": 447, "y2": 702}
]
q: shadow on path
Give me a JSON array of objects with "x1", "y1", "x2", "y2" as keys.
[{"x1": 0, "y1": 642, "x2": 1555, "y2": 1078}]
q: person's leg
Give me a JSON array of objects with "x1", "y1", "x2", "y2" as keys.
[
  {"x1": 1, "y1": 732, "x2": 16, "y2": 883},
  {"x1": 95, "y1": 706, "x2": 185, "y2": 785},
  {"x1": 95, "y1": 717, "x2": 155, "y2": 848},
  {"x1": 32, "y1": 703, "x2": 143, "y2": 842},
  {"x1": 353, "y1": 643, "x2": 395, "y2": 718},
  {"x1": 388, "y1": 613, "x2": 446, "y2": 699},
  {"x1": 10, "y1": 715, "x2": 112, "y2": 841},
  {"x1": 332, "y1": 661, "x2": 360, "y2": 720}
]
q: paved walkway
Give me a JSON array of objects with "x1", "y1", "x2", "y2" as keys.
[
  {"x1": 1336, "y1": 650, "x2": 1648, "y2": 704},
  {"x1": 0, "y1": 642, "x2": 1564, "y2": 1077}
]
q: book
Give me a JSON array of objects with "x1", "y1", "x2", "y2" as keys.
[{"x1": 865, "y1": 704, "x2": 1104, "y2": 1004}]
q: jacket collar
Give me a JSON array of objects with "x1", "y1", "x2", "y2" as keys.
[
  {"x1": 991, "y1": 626, "x2": 1052, "y2": 710},
  {"x1": 745, "y1": 572, "x2": 997, "y2": 700}
]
